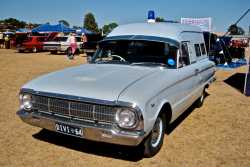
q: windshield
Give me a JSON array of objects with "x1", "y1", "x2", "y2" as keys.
[{"x1": 92, "y1": 40, "x2": 178, "y2": 68}]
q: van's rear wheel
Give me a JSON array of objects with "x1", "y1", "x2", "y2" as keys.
[{"x1": 143, "y1": 114, "x2": 166, "y2": 158}]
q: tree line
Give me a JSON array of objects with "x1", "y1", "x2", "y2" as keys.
[
  {"x1": 0, "y1": 12, "x2": 118, "y2": 36},
  {"x1": 0, "y1": 18, "x2": 39, "y2": 29}
]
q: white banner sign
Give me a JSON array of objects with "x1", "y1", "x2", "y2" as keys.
[{"x1": 181, "y1": 17, "x2": 212, "y2": 32}]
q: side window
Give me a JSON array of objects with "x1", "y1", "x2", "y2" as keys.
[
  {"x1": 194, "y1": 44, "x2": 201, "y2": 57},
  {"x1": 179, "y1": 42, "x2": 190, "y2": 67},
  {"x1": 200, "y1": 43, "x2": 206, "y2": 55},
  {"x1": 76, "y1": 37, "x2": 82, "y2": 42}
]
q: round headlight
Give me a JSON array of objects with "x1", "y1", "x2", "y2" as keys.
[
  {"x1": 21, "y1": 94, "x2": 32, "y2": 111},
  {"x1": 115, "y1": 108, "x2": 138, "y2": 129}
]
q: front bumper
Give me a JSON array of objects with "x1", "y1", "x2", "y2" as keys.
[{"x1": 17, "y1": 110, "x2": 145, "y2": 146}]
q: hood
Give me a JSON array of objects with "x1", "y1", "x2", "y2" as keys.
[{"x1": 22, "y1": 64, "x2": 157, "y2": 101}]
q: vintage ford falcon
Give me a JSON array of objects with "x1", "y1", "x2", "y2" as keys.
[{"x1": 17, "y1": 22, "x2": 215, "y2": 157}]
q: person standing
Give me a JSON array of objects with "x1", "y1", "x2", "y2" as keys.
[
  {"x1": 81, "y1": 33, "x2": 88, "y2": 43},
  {"x1": 67, "y1": 33, "x2": 77, "y2": 60},
  {"x1": 4, "y1": 35, "x2": 10, "y2": 49},
  {"x1": 0, "y1": 33, "x2": 4, "y2": 48}
]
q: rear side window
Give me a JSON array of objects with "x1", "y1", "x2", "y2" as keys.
[
  {"x1": 200, "y1": 43, "x2": 206, "y2": 55},
  {"x1": 179, "y1": 42, "x2": 190, "y2": 67},
  {"x1": 194, "y1": 44, "x2": 201, "y2": 57}
]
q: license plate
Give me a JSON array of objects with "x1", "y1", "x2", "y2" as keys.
[{"x1": 55, "y1": 122, "x2": 83, "y2": 137}]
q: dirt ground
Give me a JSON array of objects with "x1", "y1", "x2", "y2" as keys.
[{"x1": 0, "y1": 49, "x2": 249, "y2": 167}]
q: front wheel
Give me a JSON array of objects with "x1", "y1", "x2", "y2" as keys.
[
  {"x1": 143, "y1": 114, "x2": 166, "y2": 158},
  {"x1": 32, "y1": 47, "x2": 37, "y2": 53}
]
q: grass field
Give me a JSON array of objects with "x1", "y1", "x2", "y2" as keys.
[{"x1": 0, "y1": 49, "x2": 249, "y2": 167}]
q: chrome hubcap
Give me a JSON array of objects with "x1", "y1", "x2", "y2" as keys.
[{"x1": 151, "y1": 117, "x2": 163, "y2": 148}]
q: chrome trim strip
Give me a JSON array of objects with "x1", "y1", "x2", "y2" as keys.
[
  {"x1": 199, "y1": 65, "x2": 215, "y2": 74},
  {"x1": 93, "y1": 105, "x2": 96, "y2": 121},
  {"x1": 68, "y1": 101, "x2": 71, "y2": 117},
  {"x1": 48, "y1": 98, "x2": 50, "y2": 112},
  {"x1": 149, "y1": 65, "x2": 215, "y2": 101}
]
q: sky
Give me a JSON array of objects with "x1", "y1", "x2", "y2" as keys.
[{"x1": 0, "y1": 0, "x2": 249, "y2": 32}]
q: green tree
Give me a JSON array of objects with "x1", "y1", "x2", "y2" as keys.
[
  {"x1": 102, "y1": 22, "x2": 118, "y2": 35},
  {"x1": 155, "y1": 17, "x2": 165, "y2": 22},
  {"x1": 83, "y1": 12, "x2": 99, "y2": 33},
  {"x1": 58, "y1": 20, "x2": 70, "y2": 27},
  {"x1": 1, "y1": 18, "x2": 26, "y2": 29}
]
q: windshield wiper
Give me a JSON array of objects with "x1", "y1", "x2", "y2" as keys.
[
  {"x1": 131, "y1": 62, "x2": 166, "y2": 67},
  {"x1": 95, "y1": 60, "x2": 130, "y2": 65}
]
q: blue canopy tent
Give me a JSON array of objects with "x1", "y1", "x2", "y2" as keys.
[
  {"x1": 16, "y1": 28, "x2": 31, "y2": 33},
  {"x1": 32, "y1": 23, "x2": 75, "y2": 33},
  {"x1": 3, "y1": 31, "x2": 15, "y2": 35}
]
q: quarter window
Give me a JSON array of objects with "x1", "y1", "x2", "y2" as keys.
[
  {"x1": 200, "y1": 43, "x2": 206, "y2": 55},
  {"x1": 194, "y1": 44, "x2": 201, "y2": 57}
]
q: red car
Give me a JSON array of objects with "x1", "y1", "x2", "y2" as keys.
[{"x1": 17, "y1": 36, "x2": 47, "y2": 53}]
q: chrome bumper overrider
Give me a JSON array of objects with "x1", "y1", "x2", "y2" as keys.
[{"x1": 17, "y1": 110, "x2": 145, "y2": 146}]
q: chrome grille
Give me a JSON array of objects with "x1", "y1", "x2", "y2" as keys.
[{"x1": 32, "y1": 95, "x2": 116, "y2": 123}]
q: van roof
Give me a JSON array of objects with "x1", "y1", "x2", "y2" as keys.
[{"x1": 108, "y1": 22, "x2": 202, "y2": 42}]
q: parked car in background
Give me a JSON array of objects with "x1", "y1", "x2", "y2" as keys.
[
  {"x1": 17, "y1": 36, "x2": 47, "y2": 53},
  {"x1": 43, "y1": 35, "x2": 83, "y2": 55},
  {"x1": 17, "y1": 22, "x2": 215, "y2": 157}
]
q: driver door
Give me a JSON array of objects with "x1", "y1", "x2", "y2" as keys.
[{"x1": 174, "y1": 41, "x2": 199, "y2": 117}]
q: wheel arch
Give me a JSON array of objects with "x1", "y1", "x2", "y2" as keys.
[
  {"x1": 205, "y1": 84, "x2": 209, "y2": 89},
  {"x1": 158, "y1": 102, "x2": 172, "y2": 125}
]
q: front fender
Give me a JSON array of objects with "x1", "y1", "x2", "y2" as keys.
[{"x1": 144, "y1": 97, "x2": 172, "y2": 134}]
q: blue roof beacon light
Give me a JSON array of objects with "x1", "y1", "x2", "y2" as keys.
[{"x1": 148, "y1": 10, "x2": 156, "y2": 23}]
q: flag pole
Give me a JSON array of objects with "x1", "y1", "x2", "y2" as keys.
[{"x1": 244, "y1": 48, "x2": 249, "y2": 95}]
